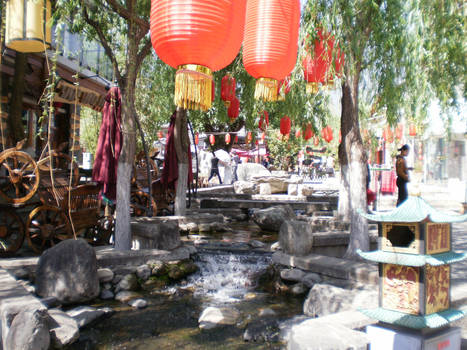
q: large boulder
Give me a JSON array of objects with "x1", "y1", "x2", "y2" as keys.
[
  {"x1": 5, "y1": 309, "x2": 50, "y2": 350},
  {"x1": 237, "y1": 163, "x2": 271, "y2": 182},
  {"x1": 131, "y1": 218, "x2": 181, "y2": 250},
  {"x1": 35, "y1": 239, "x2": 100, "y2": 305},
  {"x1": 233, "y1": 181, "x2": 257, "y2": 194},
  {"x1": 251, "y1": 205, "x2": 296, "y2": 232},
  {"x1": 279, "y1": 220, "x2": 314, "y2": 256},
  {"x1": 251, "y1": 175, "x2": 289, "y2": 194},
  {"x1": 303, "y1": 283, "x2": 378, "y2": 317}
]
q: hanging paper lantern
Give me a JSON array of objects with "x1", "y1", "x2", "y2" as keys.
[
  {"x1": 280, "y1": 116, "x2": 292, "y2": 136},
  {"x1": 258, "y1": 110, "x2": 269, "y2": 131},
  {"x1": 157, "y1": 131, "x2": 163, "y2": 139},
  {"x1": 302, "y1": 30, "x2": 331, "y2": 94},
  {"x1": 209, "y1": 134, "x2": 215, "y2": 145},
  {"x1": 395, "y1": 123, "x2": 403, "y2": 140},
  {"x1": 304, "y1": 124, "x2": 314, "y2": 140},
  {"x1": 150, "y1": 0, "x2": 247, "y2": 111},
  {"x1": 409, "y1": 123, "x2": 417, "y2": 136},
  {"x1": 225, "y1": 133, "x2": 231, "y2": 144},
  {"x1": 321, "y1": 125, "x2": 333, "y2": 143},
  {"x1": 314, "y1": 136, "x2": 320, "y2": 146},
  {"x1": 243, "y1": 0, "x2": 300, "y2": 101},
  {"x1": 295, "y1": 129, "x2": 301, "y2": 138},
  {"x1": 383, "y1": 126, "x2": 394, "y2": 143},
  {"x1": 338, "y1": 130, "x2": 342, "y2": 144},
  {"x1": 194, "y1": 133, "x2": 199, "y2": 145},
  {"x1": 234, "y1": 135, "x2": 238, "y2": 143},
  {"x1": 221, "y1": 74, "x2": 236, "y2": 106},
  {"x1": 261, "y1": 132, "x2": 266, "y2": 142},
  {"x1": 5, "y1": 0, "x2": 52, "y2": 52},
  {"x1": 227, "y1": 97, "x2": 240, "y2": 121},
  {"x1": 247, "y1": 131, "x2": 252, "y2": 144}
]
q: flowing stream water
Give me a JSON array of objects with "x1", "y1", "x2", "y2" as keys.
[{"x1": 70, "y1": 249, "x2": 303, "y2": 349}]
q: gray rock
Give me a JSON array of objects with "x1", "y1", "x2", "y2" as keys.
[
  {"x1": 259, "y1": 183, "x2": 272, "y2": 195},
  {"x1": 233, "y1": 181, "x2": 258, "y2": 194},
  {"x1": 270, "y1": 242, "x2": 280, "y2": 251},
  {"x1": 102, "y1": 282, "x2": 113, "y2": 290},
  {"x1": 97, "y1": 268, "x2": 114, "y2": 283},
  {"x1": 10, "y1": 267, "x2": 30, "y2": 280},
  {"x1": 48, "y1": 309, "x2": 80, "y2": 348},
  {"x1": 5, "y1": 309, "x2": 50, "y2": 350},
  {"x1": 149, "y1": 261, "x2": 168, "y2": 276},
  {"x1": 252, "y1": 175, "x2": 290, "y2": 194},
  {"x1": 136, "y1": 265, "x2": 152, "y2": 281},
  {"x1": 35, "y1": 239, "x2": 100, "y2": 304},
  {"x1": 289, "y1": 283, "x2": 308, "y2": 296},
  {"x1": 302, "y1": 273, "x2": 322, "y2": 287},
  {"x1": 287, "y1": 184, "x2": 299, "y2": 196},
  {"x1": 131, "y1": 219, "x2": 181, "y2": 250},
  {"x1": 258, "y1": 308, "x2": 276, "y2": 317},
  {"x1": 279, "y1": 220, "x2": 314, "y2": 256},
  {"x1": 100, "y1": 289, "x2": 114, "y2": 300},
  {"x1": 287, "y1": 320, "x2": 369, "y2": 350},
  {"x1": 40, "y1": 296, "x2": 61, "y2": 309},
  {"x1": 128, "y1": 298, "x2": 148, "y2": 309},
  {"x1": 114, "y1": 291, "x2": 142, "y2": 303},
  {"x1": 303, "y1": 284, "x2": 378, "y2": 317},
  {"x1": 252, "y1": 205, "x2": 296, "y2": 232},
  {"x1": 244, "y1": 317, "x2": 279, "y2": 343},
  {"x1": 280, "y1": 269, "x2": 306, "y2": 282},
  {"x1": 249, "y1": 240, "x2": 266, "y2": 248},
  {"x1": 66, "y1": 306, "x2": 106, "y2": 328},
  {"x1": 237, "y1": 163, "x2": 271, "y2": 182},
  {"x1": 198, "y1": 306, "x2": 240, "y2": 329},
  {"x1": 115, "y1": 273, "x2": 139, "y2": 292}
]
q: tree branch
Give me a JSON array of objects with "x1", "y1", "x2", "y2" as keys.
[
  {"x1": 104, "y1": 0, "x2": 149, "y2": 32},
  {"x1": 135, "y1": 38, "x2": 153, "y2": 73},
  {"x1": 80, "y1": 2, "x2": 122, "y2": 83}
]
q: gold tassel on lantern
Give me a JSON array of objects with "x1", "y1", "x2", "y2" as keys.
[
  {"x1": 5, "y1": 0, "x2": 52, "y2": 53},
  {"x1": 254, "y1": 78, "x2": 278, "y2": 101},
  {"x1": 175, "y1": 64, "x2": 213, "y2": 111},
  {"x1": 306, "y1": 82, "x2": 319, "y2": 94}
]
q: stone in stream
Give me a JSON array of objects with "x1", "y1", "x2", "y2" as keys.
[
  {"x1": 35, "y1": 239, "x2": 100, "y2": 305},
  {"x1": 243, "y1": 317, "x2": 280, "y2": 343},
  {"x1": 136, "y1": 264, "x2": 152, "y2": 281},
  {"x1": 5, "y1": 309, "x2": 50, "y2": 350},
  {"x1": 48, "y1": 308, "x2": 80, "y2": 348},
  {"x1": 251, "y1": 205, "x2": 296, "y2": 232},
  {"x1": 66, "y1": 306, "x2": 107, "y2": 328},
  {"x1": 289, "y1": 283, "x2": 308, "y2": 296},
  {"x1": 128, "y1": 298, "x2": 148, "y2": 309},
  {"x1": 115, "y1": 291, "x2": 142, "y2": 303},
  {"x1": 198, "y1": 306, "x2": 240, "y2": 329},
  {"x1": 115, "y1": 273, "x2": 139, "y2": 292},
  {"x1": 100, "y1": 289, "x2": 114, "y2": 300},
  {"x1": 280, "y1": 268, "x2": 306, "y2": 282},
  {"x1": 279, "y1": 220, "x2": 314, "y2": 256},
  {"x1": 97, "y1": 268, "x2": 114, "y2": 283}
]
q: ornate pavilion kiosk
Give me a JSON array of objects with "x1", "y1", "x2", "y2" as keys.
[{"x1": 358, "y1": 196, "x2": 467, "y2": 349}]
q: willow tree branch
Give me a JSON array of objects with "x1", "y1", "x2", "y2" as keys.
[
  {"x1": 135, "y1": 38, "x2": 153, "y2": 72},
  {"x1": 104, "y1": 0, "x2": 150, "y2": 32}
]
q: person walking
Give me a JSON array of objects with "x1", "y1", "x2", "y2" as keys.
[
  {"x1": 396, "y1": 144, "x2": 410, "y2": 206},
  {"x1": 208, "y1": 152, "x2": 222, "y2": 184}
]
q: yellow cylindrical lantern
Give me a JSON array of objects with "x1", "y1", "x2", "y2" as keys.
[{"x1": 5, "y1": 0, "x2": 52, "y2": 53}]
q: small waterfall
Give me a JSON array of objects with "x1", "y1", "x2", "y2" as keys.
[{"x1": 187, "y1": 251, "x2": 271, "y2": 303}]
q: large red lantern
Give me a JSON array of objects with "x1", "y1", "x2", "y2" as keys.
[
  {"x1": 221, "y1": 74, "x2": 236, "y2": 106},
  {"x1": 195, "y1": 133, "x2": 199, "y2": 145},
  {"x1": 409, "y1": 123, "x2": 417, "y2": 136},
  {"x1": 304, "y1": 124, "x2": 314, "y2": 140},
  {"x1": 150, "y1": 0, "x2": 246, "y2": 111},
  {"x1": 243, "y1": 0, "x2": 300, "y2": 101},
  {"x1": 209, "y1": 134, "x2": 215, "y2": 145},
  {"x1": 302, "y1": 31, "x2": 331, "y2": 94},
  {"x1": 225, "y1": 133, "x2": 231, "y2": 144},
  {"x1": 227, "y1": 97, "x2": 240, "y2": 121},
  {"x1": 258, "y1": 110, "x2": 269, "y2": 131},
  {"x1": 280, "y1": 116, "x2": 292, "y2": 136}
]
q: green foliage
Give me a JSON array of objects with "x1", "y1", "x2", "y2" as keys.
[
  {"x1": 79, "y1": 107, "x2": 101, "y2": 155},
  {"x1": 266, "y1": 131, "x2": 301, "y2": 170}
]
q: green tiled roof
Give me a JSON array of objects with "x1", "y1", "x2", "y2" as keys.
[
  {"x1": 359, "y1": 196, "x2": 467, "y2": 223},
  {"x1": 357, "y1": 249, "x2": 467, "y2": 266},
  {"x1": 359, "y1": 307, "x2": 466, "y2": 329}
]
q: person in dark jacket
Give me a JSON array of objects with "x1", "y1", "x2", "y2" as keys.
[
  {"x1": 396, "y1": 144, "x2": 410, "y2": 206},
  {"x1": 208, "y1": 152, "x2": 222, "y2": 184}
]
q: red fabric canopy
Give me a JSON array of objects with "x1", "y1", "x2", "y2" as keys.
[{"x1": 92, "y1": 87, "x2": 122, "y2": 201}]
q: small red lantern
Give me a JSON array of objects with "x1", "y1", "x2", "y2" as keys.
[
  {"x1": 295, "y1": 129, "x2": 301, "y2": 138},
  {"x1": 228, "y1": 97, "x2": 240, "y2": 121},
  {"x1": 304, "y1": 123, "x2": 314, "y2": 140},
  {"x1": 209, "y1": 134, "x2": 215, "y2": 145},
  {"x1": 243, "y1": 0, "x2": 300, "y2": 101},
  {"x1": 314, "y1": 136, "x2": 320, "y2": 146},
  {"x1": 194, "y1": 133, "x2": 199, "y2": 145},
  {"x1": 338, "y1": 130, "x2": 342, "y2": 144},
  {"x1": 321, "y1": 125, "x2": 333, "y2": 143},
  {"x1": 261, "y1": 132, "x2": 266, "y2": 141},
  {"x1": 258, "y1": 110, "x2": 269, "y2": 131},
  {"x1": 247, "y1": 131, "x2": 252, "y2": 143},
  {"x1": 157, "y1": 131, "x2": 163, "y2": 139},
  {"x1": 280, "y1": 116, "x2": 291, "y2": 136},
  {"x1": 225, "y1": 133, "x2": 231, "y2": 144},
  {"x1": 409, "y1": 123, "x2": 417, "y2": 136},
  {"x1": 395, "y1": 123, "x2": 403, "y2": 140},
  {"x1": 302, "y1": 30, "x2": 331, "y2": 94},
  {"x1": 221, "y1": 74, "x2": 236, "y2": 106},
  {"x1": 234, "y1": 135, "x2": 238, "y2": 143}
]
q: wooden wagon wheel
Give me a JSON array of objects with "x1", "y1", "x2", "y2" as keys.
[
  {"x1": 130, "y1": 191, "x2": 157, "y2": 217},
  {"x1": 37, "y1": 151, "x2": 80, "y2": 186},
  {"x1": 0, "y1": 208, "x2": 25, "y2": 256},
  {"x1": 26, "y1": 205, "x2": 71, "y2": 253},
  {"x1": 0, "y1": 149, "x2": 39, "y2": 204}
]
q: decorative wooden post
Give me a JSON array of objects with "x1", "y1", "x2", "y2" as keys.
[{"x1": 358, "y1": 196, "x2": 467, "y2": 349}]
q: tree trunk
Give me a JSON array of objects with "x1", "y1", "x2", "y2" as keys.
[
  {"x1": 338, "y1": 73, "x2": 369, "y2": 258},
  {"x1": 174, "y1": 107, "x2": 189, "y2": 216},
  {"x1": 8, "y1": 53, "x2": 27, "y2": 143}
]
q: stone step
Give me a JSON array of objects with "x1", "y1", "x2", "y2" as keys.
[{"x1": 272, "y1": 251, "x2": 378, "y2": 285}]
